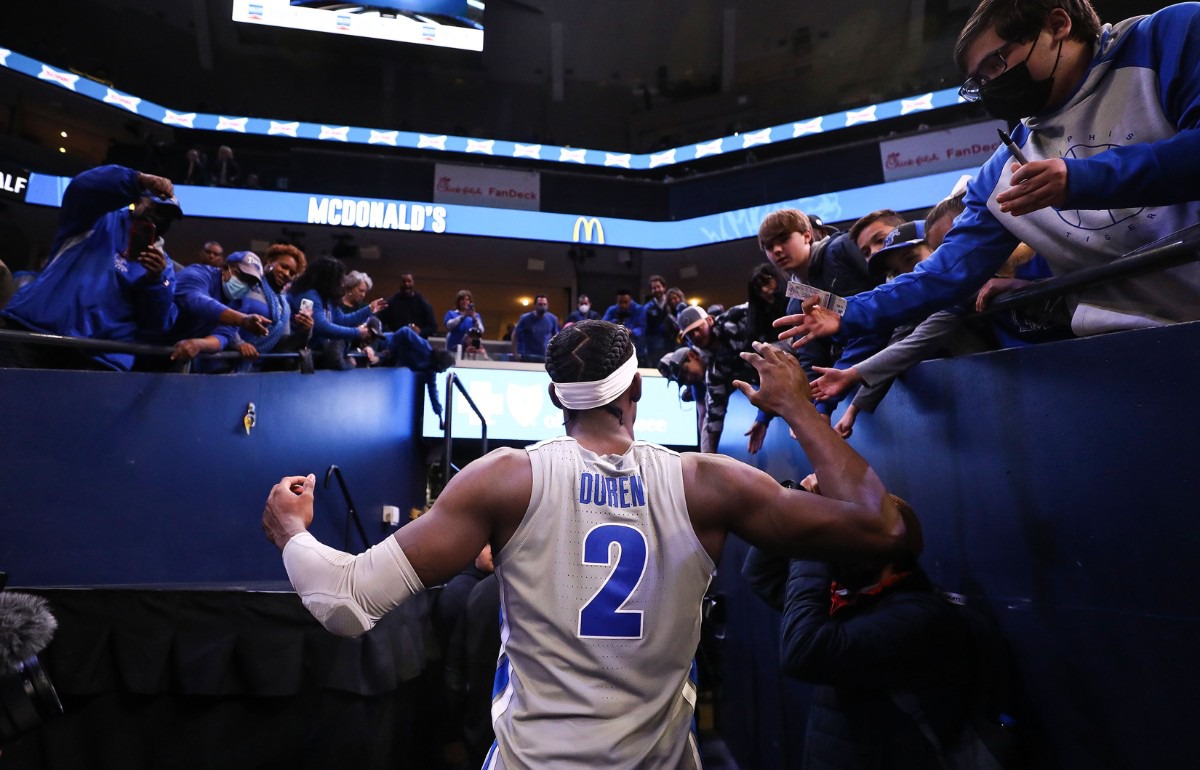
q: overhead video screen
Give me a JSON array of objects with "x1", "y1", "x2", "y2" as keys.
[{"x1": 232, "y1": 0, "x2": 485, "y2": 52}]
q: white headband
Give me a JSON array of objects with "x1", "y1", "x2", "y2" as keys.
[{"x1": 552, "y1": 355, "x2": 639, "y2": 411}]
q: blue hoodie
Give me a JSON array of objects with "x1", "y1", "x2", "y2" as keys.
[
  {"x1": 172, "y1": 264, "x2": 240, "y2": 349},
  {"x1": 1, "y1": 165, "x2": 177, "y2": 370},
  {"x1": 840, "y1": 6, "x2": 1200, "y2": 338}
]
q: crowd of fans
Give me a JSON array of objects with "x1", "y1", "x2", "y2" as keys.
[
  {"x1": 0, "y1": 169, "x2": 720, "y2": 375},
  {"x1": 0, "y1": 162, "x2": 744, "y2": 377},
  {"x1": 0, "y1": 161, "x2": 1149, "y2": 386},
  {"x1": 0, "y1": 164, "x2": 458, "y2": 374},
  {"x1": 0, "y1": 147, "x2": 1183, "y2": 391},
  {"x1": 649, "y1": 199, "x2": 1051, "y2": 454}
]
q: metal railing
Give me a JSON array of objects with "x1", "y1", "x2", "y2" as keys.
[
  {"x1": 0, "y1": 329, "x2": 340, "y2": 373},
  {"x1": 324, "y1": 464, "x2": 372, "y2": 552},
  {"x1": 440, "y1": 370, "x2": 488, "y2": 484},
  {"x1": 982, "y1": 223, "x2": 1200, "y2": 315}
]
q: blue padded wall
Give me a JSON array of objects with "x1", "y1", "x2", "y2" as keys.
[
  {"x1": 712, "y1": 320, "x2": 1200, "y2": 770},
  {"x1": 0, "y1": 368, "x2": 424, "y2": 586}
]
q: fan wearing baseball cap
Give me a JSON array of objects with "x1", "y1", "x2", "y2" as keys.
[
  {"x1": 166, "y1": 250, "x2": 273, "y2": 371},
  {"x1": 222, "y1": 251, "x2": 312, "y2": 368},
  {"x1": 660, "y1": 303, "x2": 764, "y2": 453},
  {"x1": 867, "y1": 221, "x2": 932, "y2": 284}
]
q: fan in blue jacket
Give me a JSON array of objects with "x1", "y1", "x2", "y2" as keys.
[
  {"x1": 167, "y1": 251, "x2": 274, "y2": 370},
  {"x1": 783, "y1": 1, "x2": 1200, "y2": 349},
  {"x1": 641, "y1": 276, "x2": 676, "y2": 368},
  {"x1": 444, "y1": 289, "x2": 485, "y2": 354},
  {"x1": 0, "y1": 165, "x2": 182, "y2": 370}
]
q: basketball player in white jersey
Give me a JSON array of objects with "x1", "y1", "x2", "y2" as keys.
[{"x1": 262, "y1": 320, "x2": 909, "y2": 769}]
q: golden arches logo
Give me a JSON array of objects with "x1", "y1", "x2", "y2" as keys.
[{"x1": 572, "y1": 217, "x2": 605, "y2": 244}]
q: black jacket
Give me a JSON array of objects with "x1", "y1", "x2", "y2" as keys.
[
  {"x1": 744, "y1": 551, "x2": 976, "y2": 770},
  {"x1": 378, "y1": 291, "x2": 437, "y2": 337}
]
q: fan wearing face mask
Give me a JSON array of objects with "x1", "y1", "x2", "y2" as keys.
[
  {"x1": 778, "y1": 0, "x2": 1200, "y2": 350},
  {"x1": 566, "y1": 293, "x2": 600, "y2": 325},
  {"x1": 167, "y1": 250, "x2": 273, "y2": 371}
]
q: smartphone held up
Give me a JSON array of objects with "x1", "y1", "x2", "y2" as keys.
[{"x1": 126, "y1": 219, "x2": 157, "y2": 260}]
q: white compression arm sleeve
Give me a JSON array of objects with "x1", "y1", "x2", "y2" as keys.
[{"x1": 282, "y1": 531, "x2": 425, "y2": 637}]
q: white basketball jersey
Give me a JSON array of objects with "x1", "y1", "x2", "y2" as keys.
[{"x1": 485, "y1": 436, "x2": 716, "y2": 769}]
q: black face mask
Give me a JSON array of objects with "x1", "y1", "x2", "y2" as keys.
[{"x1": 979, "y1": 38, "x2": 1063, "y2": 122}]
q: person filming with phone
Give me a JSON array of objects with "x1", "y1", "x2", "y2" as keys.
[
  {"x1": 0, "y1": 165, "x2": 183, "y2": 371},
  {"x1": 444, "y1": 289, "x2": 484, "y2": 357}
]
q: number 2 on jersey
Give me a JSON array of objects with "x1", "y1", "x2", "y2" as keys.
[{"x1": 578, "y1": 524, "x2": 648, "y2": 639}]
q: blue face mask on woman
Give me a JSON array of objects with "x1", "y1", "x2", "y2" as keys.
[{"x1": 224, "y1": 277, "x2": 251, "y2": 302}]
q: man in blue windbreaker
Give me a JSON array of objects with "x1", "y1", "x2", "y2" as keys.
[
  {"x1": 167, "y1": 251, "x2": 274, "y2": 371},
  {"x1": 782, "y1": 0, "x2": 1200, "y2": 348},
  {"x1": 0, "y1": 165, "x2": 183, "y2": 370}
]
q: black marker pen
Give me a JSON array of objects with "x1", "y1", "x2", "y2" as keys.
[{"x1": 997, "y1": 128, "x2": 1029, "y2": 165}]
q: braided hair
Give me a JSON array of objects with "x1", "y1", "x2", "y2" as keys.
[{"x1": 545, "y1": 320, "x2": 635, "y2": 424}]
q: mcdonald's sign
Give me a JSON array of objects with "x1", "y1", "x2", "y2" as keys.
[{"x1": 572, "y1": 216, "x2": 605, "y2": 244}]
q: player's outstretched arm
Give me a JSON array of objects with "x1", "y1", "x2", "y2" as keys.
[
  {"x1": 684, "y1": 343, "x2": 904, "y2": 561},
  {"x1": 685, "y1": 447, "x2": 903, "y2": 563},
  {"x1": 736, "y1": 342, "x2": 892, "y2": 510},
  {"x1": 262, "y1": 448, "x2": 530, "y2": 637}
]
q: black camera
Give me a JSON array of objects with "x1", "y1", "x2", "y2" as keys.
[{"x1": 0, "y1": 574, "x2": 63, "y2": 746}]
